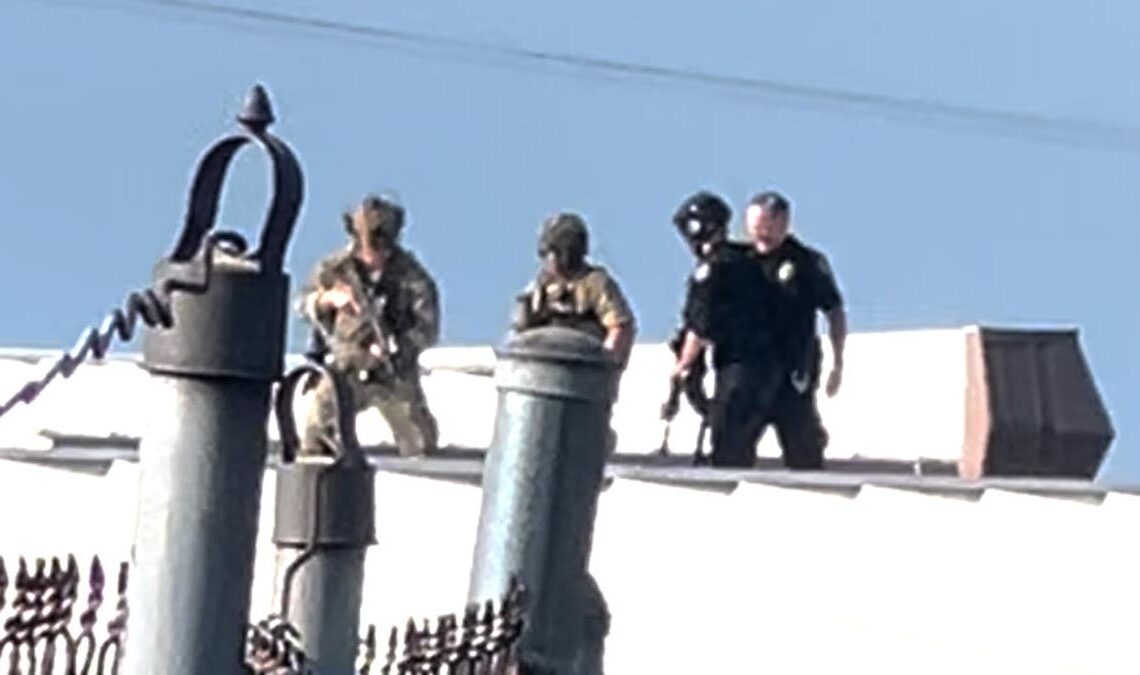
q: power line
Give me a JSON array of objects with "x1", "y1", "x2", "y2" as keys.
[{"x1": 24, "y1": 0, "x2": 1140, "y2": 153}]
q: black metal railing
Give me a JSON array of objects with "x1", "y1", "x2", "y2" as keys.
[
  {"x1": 0, "y1": 556, "x2": 129, "y2": 675},
  {"x1": 361, "y1": 576, "x2": 527, "y2": 675}
]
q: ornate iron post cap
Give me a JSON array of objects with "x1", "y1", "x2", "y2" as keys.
[
  {"x1": 237, "y1": 84, "x2": 276, "y2": 133},
  {"x1": 141, "y1": 83, "x2": 304, "y2": 380}
]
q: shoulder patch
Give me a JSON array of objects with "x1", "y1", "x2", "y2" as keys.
[
  {"x1": 815, "y1": 255, "x2": 834, "y2": 279},
  {"x1": 692, "y1": 262, "x2": 710, "y2": 282}
]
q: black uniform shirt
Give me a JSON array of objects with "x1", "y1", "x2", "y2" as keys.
[
  {"x1": 683, "y1": 242, "x2": 782, "y2": 368},
  {"x1": 752, "y1": 235, "x2": 843, "y2": 371}
]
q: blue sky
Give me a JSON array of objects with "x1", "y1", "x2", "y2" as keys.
[{"x1": 2, "y1": 0, "x2": 1137, "y2": 482}]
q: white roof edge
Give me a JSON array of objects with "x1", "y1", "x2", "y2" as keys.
[
  {"x1": 0, "y1": 323, "x2": 1090, "y2": 365},
  {"x1": 0, "y1": 446, "x2": 1125, "y2": 498},
  {"x1": 960, "y1": 322, "x2": 1084, "y2": 334}
]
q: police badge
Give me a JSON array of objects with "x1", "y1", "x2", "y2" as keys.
[{"x1": 777, "y1": 260, "x2": 796, "y2": 283}]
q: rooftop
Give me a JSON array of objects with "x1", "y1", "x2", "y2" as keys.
[
  {"x1": 0, "y1": 324, "x2": 1119, "y2": 485},
  {"x1": 0, "y1": 326, "x2": 1132, "y2": 673}
]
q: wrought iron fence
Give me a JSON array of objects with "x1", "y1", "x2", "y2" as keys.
[
  {"x1": 245, "y1": 614, "x2": 314, "y2": 675},
  {"x1": 0, "y1": 556, "x2": 128, "y2": 675},
  {"x1": 361, "y1": 576, "x2": 527, "y2": 675},
  {"x1": 0, "y1": 560, "x2": 527, "y2": 675},
  {"x1": 0, "y1": 557, "x2": 320, "y2": 675}
]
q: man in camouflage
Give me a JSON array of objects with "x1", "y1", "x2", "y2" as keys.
[
  {"x1": 510, "y1": 211, "x2": 635, "y2": 675},
  {"x1": 511, "y1": 212, "x2": 637, "y2": 369},
  {"x1": 298, "y1": 194, "x2": 441, "y2": 457}
]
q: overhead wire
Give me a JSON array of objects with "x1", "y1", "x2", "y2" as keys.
[{"x1": 20, "y1": 0, "x2": 1140, "y2": 153}]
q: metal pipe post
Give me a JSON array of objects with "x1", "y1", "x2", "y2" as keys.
[
  {"x1": 272, "y1": 365, "x2": 377, "y2": 674},
  {"x1": 123, "y1": 85, "x2": 303, "y2": 675},
  {"x1": 468, "y1": 326, "x2": 619, "y2": 675}
]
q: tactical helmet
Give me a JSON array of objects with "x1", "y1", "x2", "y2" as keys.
[
  {"x1": 344, "y1": 193, "x2": 405, "y2": 243},
  {"x1": 538, "y1": 212, "x2": 589, "y2": 261},
  {"x1": 673, "y1": 191, "x2": 731, "y2": 246}
]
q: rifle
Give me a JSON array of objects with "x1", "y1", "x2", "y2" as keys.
[
  {"x1": 304, "y1": 323, "x2": 330, "y2": 364},
  {"x1": 658, "y1": 364, "x2": 684, "y2": 456},
  {"x1": 511, "y1": 288, "x2": 540, "y2": 333},
  {"x1": 314, "y1": 268, "x2": 399, "y2": 380},
  {"x1": 659, "y1": 328, "x2": 711, "y2": 465}
]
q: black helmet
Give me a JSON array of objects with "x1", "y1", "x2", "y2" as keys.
[
  {"x1": 538, "y1": 212, "x2": 589, "y2": 261},
  {"x1": 673, "y1": 191, "x2": 731, "y2": 246},
  {"x1": 344, "y1": 193, "x2": 405, "y2": 243}
]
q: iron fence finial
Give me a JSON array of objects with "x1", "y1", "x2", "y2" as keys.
[{"x1": 237, "y1": 84, "x2": 276, "y2": 134}]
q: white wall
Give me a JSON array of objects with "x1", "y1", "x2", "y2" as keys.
[{"x1": 0, "y1": 460, "x2": 1134, "y2": 674}]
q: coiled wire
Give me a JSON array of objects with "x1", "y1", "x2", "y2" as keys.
[{"x1": 0, "y1": 231, "x2": 249, "y2": 419}]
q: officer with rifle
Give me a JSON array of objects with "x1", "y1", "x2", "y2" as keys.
[
  {"x1": 298, "y1": 193, "x2": 442, "y2": 457},
  {"x1": 659, "y1": 190, "x2": 741, "y2": 464},
  {"x1": 671, "y1": 190, "x2": 845, "y2": 469}
]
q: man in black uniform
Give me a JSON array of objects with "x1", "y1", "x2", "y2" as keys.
[
  {"x1": 745, "y1": 191, "x2": 846, "y2": 469},
  {"x1": 659, "y1": 191, "x2": 738, "y2": 462},
  {"x1": 672, "y1": 190, "x2": 846, "y2": 469},
  {"x1": 671, "y1": 208, "x2": 783, "y2": 468}
]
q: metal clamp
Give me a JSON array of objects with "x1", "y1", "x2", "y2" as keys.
[
  {"x1": 142, "y1": 85, "x2": 305, "y2": 380},
  {"x1": 272, "y1": 363, "x2": 377, "y2": 614},
  {"x1": 274, "y1": 361, "x2": 365, "y2": 465}
]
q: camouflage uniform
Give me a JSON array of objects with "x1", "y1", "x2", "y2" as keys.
[
  {"x1": 299, "y1": 241, "x2": 441, "y2": 458},
  {"x1": 512, "y1": 265, "x2": 636, "y2": 346},
  {"x1": 512, "y1": 263, "x2": 636, "y2": 415}
]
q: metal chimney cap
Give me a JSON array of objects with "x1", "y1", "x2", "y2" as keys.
[{"x1": 496, "y1": 326, "x2": 616, "y2": 370}]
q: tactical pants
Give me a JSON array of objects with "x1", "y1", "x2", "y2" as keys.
[
  {"x1": 709, "y1": 359, "x2": 828, "y2": 469},
  {"x1": 764, "y1": 376, "x2": 829, "y2": 469},
  {"x1": 302, "y1": 368, "x2": 439, "y2": 457}
]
